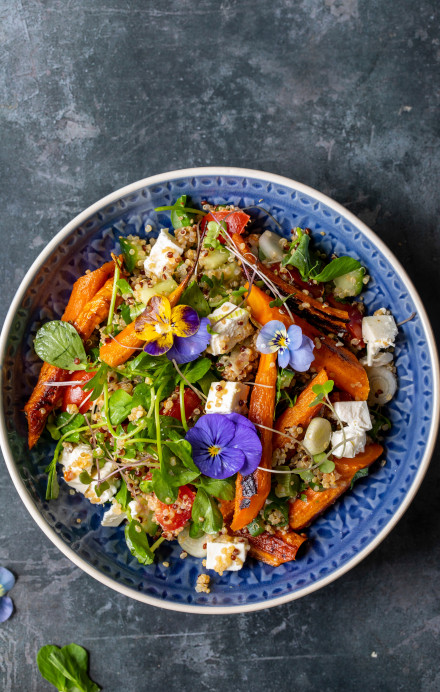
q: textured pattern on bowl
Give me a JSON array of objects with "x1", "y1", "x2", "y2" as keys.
[{"x1": 1, "y1": 168, "x2": 438, "y2": 613}]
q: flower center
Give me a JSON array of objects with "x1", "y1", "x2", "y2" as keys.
[
  {"x1": 208, "y1": 445, "x2": 222, "y2": 457},
  {"x1": 272, "y1": 330, "x2": 289, "y2": 351},
  {"x1": 0, "y1": 586, "x2": 5, "y2": 597},
  {"x1": 154, "y1": 323, "x2": 170, "y2": 335}
]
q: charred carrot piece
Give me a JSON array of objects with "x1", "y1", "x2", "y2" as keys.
[
  {"x1": 24, "y1": 363, "x2": 71, "y2": 448},
  {"x1": 230, "y1": 352, "x2": 277, "y2": 532},
  {"x1": 72, "y1": 277, "x2": 121, "y2": 341},
  {"x1": 234, "y1": 529, "x2": 307, "y2": 566},
  {"x1": 245, "y1": 283, "x2": 369, "y2": 401},
  {"x1": 62, "y1": 259, "x2": 117, "y2": 323},
  {"x1": 274, "y1": 369, "x2": 328, "y2": 450},
  {"x1": 289, "y1": 443, "x2": 383, "y2": 530}
]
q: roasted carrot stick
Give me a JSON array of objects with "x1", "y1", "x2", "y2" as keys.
[
  {"x1": 72, "y1": 277, "x2": 121, "y2": 341},
  {"x1": 62, "y1": 259, "x2": 116, "y2": 323},
  {"x1": 235, "y1": 529, "x2": 307, "y2": 566},
  {"x1": 24, "y1": 363, "x2": 71, "y2": 448},
  {"x1": 289, "y1": 443, "x2": 383, "y2": 530},
  {"x1": 230, "y1": 352, "x2": 277, "y2": 532},
  {"x1": 274, "y1": 369, "x2": 328, "y2": 449},
  {"x1": 245, "y1": 283, "x2": 369, "y2": 401}
]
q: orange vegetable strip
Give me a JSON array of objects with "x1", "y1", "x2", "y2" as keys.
[
  {"x1": 72, "y1": 277, "x2": 121, "y2": 341},
  {"x1": 245, "y1": 283, "x2": 369, "y2": 401},
  {"x1": 289, "y1": 443, "x2": 383, "y2": 530},
  {"x1": 274, "y1": 369, "x2": 328, "y2": 449},
  {"x1": 24, "y1": 363, "x2": 71, "y2": 448},
  {"x1": 234, "y1": 529, "x2": 307, "y2": 566},
  {"x1": 230, "y1": 352, "x2": 277, "y2": 532},
  {"x1": 62, "y1": 259, "x2": 117, "y2": 323}
]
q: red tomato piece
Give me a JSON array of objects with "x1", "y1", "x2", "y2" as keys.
[
  {"x1": 154, "y1": 485, "x2": 196, "y2": 532},
  {"x1": 62, "y1": 371, "x2": 96, "y2": 414},
  {"x1": 201, "y1": 209, "x2": 250, "y2": 244},
  {"x1": 345, "y1": 302, "x2": 364, "y2": 345},
  {"x1": 160, "y1": 387, "x2": 202, "y2": 420}
]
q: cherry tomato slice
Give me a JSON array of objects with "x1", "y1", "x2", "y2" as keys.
[
  {"x1": 62, "y1": 371, "x2": 96, "y2": 414},
  {"x1": 154, "y1": 485, "x2": 196, "y2": 532},
  {"x1": 160, "y1": 387, "x2": 202, "y2": 421},
  {"x1": 201, "y1": 210, "x2": 250, "y2": 244},
  {"x1": 345, "y1": 302, "x2": 364, "y2": 345}
]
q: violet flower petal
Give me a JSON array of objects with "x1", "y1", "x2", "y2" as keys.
[
  {"x1": 289, "y1": 334, "x2": 315, "y2": 372},
  {"x1": 0, "y1": 596, "x2": 13, "y2": 623},
  {"x1": 166, "y1": 318, "x2": 211, "y2": 364},
  {"x1": 231, "y1": 426, "x2": 262, "y2": 476},
  {"x1": 277, "y1": 347, "x2": 290, "y2": 369},
  {"x1": 287, "y1": 324, "x2": 303, "y2": 350},
  {"x1": 0, "y1": 567, "x2": 15, "y2": 595}
]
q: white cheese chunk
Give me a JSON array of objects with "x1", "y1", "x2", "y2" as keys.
[
  {"x1": 205, "y1": 381, "x2": 250, "y2": 415},
  {"x1": 331, "y1": 427, "x2": 367, "y2": 458},
  {"x1": 143, "y1": 229, "x2": 183, "y2": 279},
  {"x1": 362, "y1": 314, "x2": 398, "y2": 366},
  {"x1": 206, "y1": 302, "x2": 254, "y2": 356},
  {"x1": 333, "y1": 401, "x2": 372, "y2": 431},
  {"x1": 84, "y1": 461, "x2": 120, "y2": 505},
  {"x1": 205, "y1": 536, "x2": 250, "y2": 574},
  {"x1": 60, "y1": 443, "x2": 94, "y2": 494},
  {"x1": 101, "y1": 501, "x2": 127, "y2": 527}
]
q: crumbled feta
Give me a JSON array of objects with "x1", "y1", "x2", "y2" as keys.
[
  {"x1": 205, "y1": 536, "x2": 250, "y2": 575},
  {"x1": 101, "y1": 500, "x2": 127, "y2": 527},
  {"x1": 205, "y1": 381, "x2": 250, "y2": 415},
  {"x1": 331, "y1": 427, "x2": 367, "y2": 458},
  {"x1": 60, "y1": 443, "x2": 94, "y2": 494},
  {"x1": 333, "y1": 401, "x2": 372, "y2": 431},
  {"x1": 143, "y1": 229, "x2": 183, "y2": 279},
  {"x1": 206, "y1": 302, "x2": 254, "y2": 356},
  {"x1": 84, "y1": 461, "x2": 120, "y2": 505},
  {"x1": 128, "y1": 499, "x2": 139, "y2": 520},
  {"x1": 362, "y1": 314, "x2": 398, "y2": 366}
]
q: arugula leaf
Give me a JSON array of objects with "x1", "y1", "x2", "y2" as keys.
[
  {"x1": 191, "y1": 488, "x2": 223, "y2": 534},
  {"x1": 195, "y1": 475, "x2": 235, "y2": 500},
  {"x1": 124, "y1": 520, "x2": 154, "y2": 565},
  {"x1": 82, "y1": 364, "x2": 108, "y2": 402},
  {"x1": 350, "y1": 467, "x2": 369, "y2": 489},
  {"x1": 37, "y1": 643, "x2": 100, "y2": 692},
  {"x1": 34, "y1": 321, "x2": 87, "y2": 371},
  {"x1": 312, "y1": 257, "x2": 361, "y2": 283},
  {"x1": 108, "y1": 390, "x2": 133, "y2": 426},
  {"x1": 182, "y1": 357, "x2": 212, "y2": 384},
  {"x1": 55, "y1": 412, "x2": 86, "y2": 443},
  {"x1": 180, "y1": 280, "x2": 210, "y2": 317}
]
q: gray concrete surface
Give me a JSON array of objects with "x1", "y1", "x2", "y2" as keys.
[{"x1": 1, "y1": 1, "x2": 439, "y2": 690}]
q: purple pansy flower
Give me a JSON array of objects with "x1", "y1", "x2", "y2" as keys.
[
  {"x1": 0, "y1": 567, "x2": 15, "y2": 623},
  {"x1": 135, "y1": 295, "x2": 200, "y2": 357},
  {"x1": 185, "y1": 413, "x2": 262, "y2": 480},
  {"x1": 256, "y1": 320, "x2": 314, "y2": 371},
  {"x1": 166, "y1": 318, "x2": 211, "y2": 364}
]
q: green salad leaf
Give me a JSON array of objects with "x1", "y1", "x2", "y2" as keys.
[
  {"x1": 195, "y1": 475, "x2": 235, "y2": 501},
  {"x1": 180, "y1": 280, "x2": 210, "y2": 317},
  {"x1": 191, "y1": 488, "x2": 223, "y2": 534},
  {"x1": 312, "y1": 256, "x2": 362, "y2": 283},
  {"x1": 125, "y1": 520, "x2": 154, "y2": 565},
  {"x1": 108, "y1": 389, "x2": 134, "y2": 426},
  {"x1": 34, "y1": 321, "x2": 87, "y2": 371},
  {"x1": 36, "y1": 643, "x2": 100, "y2": 692}
]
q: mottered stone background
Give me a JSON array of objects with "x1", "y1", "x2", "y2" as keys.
[{"x1": 1, "y1": 1, "x2": 439, "y2": 690}]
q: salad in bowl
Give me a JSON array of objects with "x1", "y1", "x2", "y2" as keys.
[{"x1": 24, "y1": 196, "x2": 400, "y2": 592}]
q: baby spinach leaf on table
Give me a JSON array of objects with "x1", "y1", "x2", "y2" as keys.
[
  {"x1": 108, "y1": 389, "x2": 133, "y2": 425},
  {"x1": 36, "y1": 643, "x2": 100, "y2": 692},
  {"x1": 125, "y1": 520, "x2": 154, "y2": 565},
  {"x1": 312, "y1": 257, "x2": 361, "y2": 283},
  {"x1": 182, "y1": 357, "x2": 212, "y2": 384},
  {"x1": 195, "y1": 475, "x2": 235, "y2": 501},
  {"x1": 55, "y1": 412, "x2": 86, "y2": 443},
  {"x1": 191, "y1": 488, "x2": 223, "y2": 534},
  {"x1": 82, "y1": 364, "x2": 108, "y2": 402},
  {"x1": 180, "y1": 280, "x2": 211, "y2": 317},
  {"x1": 34, "y1": 321, "x2": 87, "y2": 371}
]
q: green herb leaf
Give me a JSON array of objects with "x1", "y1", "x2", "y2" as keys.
[
  {"x1": 132, "y1": 382, "x2": 151, "y2": 411},
  {"x1": 36, "y1": 646, "x2": 68, "y2": 691},
  {"x1": 124, "y1": 520, "x2": 154, "y2": 565},
  {"x1": 180, "y1": 280, "x2": 211, "y2": 317},
  {"x1": 182, "y1": 357, "x2": 212, "y2": 384},
  {"x1": 318, "y1": 459, "x2": 335, "y2": 474},
  {"x1": 163, "y1": 195, "x2": 196, "y2": 229},
  {"x1": 46, "y1": 463, "x2": 60, "y2": 500},
  {"x1": 116, "y1": 278, "x2": 134, "y2": 296},
  {"x1": 312, "y1": 257, "x2": 362, "y2": 283},
  {"x1": 119, "y1": 237, "x2": 138, "y2": 273},
  {"x1": 195, "y1": 475, "x2": 235, "y2": 501},
  {"x1": 309, "y1": 380, "x2": 334, "y2": 407},
  {"x1": 204, "y1": 220, "x2": 225, "y2": 249},
  {"x1": 269, "y1": 295, "x2": 291, "y2": 309},
  {"x1": 350, "y1": 467, "x2": 369, "y2": 489},
  {"x1": 55, "y1": 412, "x2": 86, "y2": 443},
  {"x1": 46, "y1": 413, "x2": 61, "y2": 441},
  {"x1": 282, "y1": 230, "x2": 313, "y2": 279},
  {"x1": 198, "y1": 370, "x2": 217, "y2": 396},
  {"x1": 191, "y1": 488, "x2": 223, "y2": 534},
  {"x1": 34, "y1": 321, "x2": 87, "y2": 371},
  {"x1": 37, "y1": 643, "x2": 100, "y2": 692},
  {"x1": 108, "y1": 389, "x2": 133, "y2": 426},
  {"x1": 164, "y1": 439, "x2": 199, "y2": 473},
  {"x1": 263, "y1": 495, "x2": 289, "y2": 526},
  {"x1": 151, "y1": 468, "x2": 178, "y2": 504},
  {"x1": 189, "y1": 520, "x2": 205, "y2": 539},
  {"x1": 370, "y1": 408, "x2": 392, "y2": 441},
  {"x1": 82, "y1": 364, "x2": 109, "y2": 402},
  {"x1": 115, "y1": 478, "x2": 130, "y2": 510},
  {"x1": 79, "y1": 471, "x2": 92, "y2": 485}
]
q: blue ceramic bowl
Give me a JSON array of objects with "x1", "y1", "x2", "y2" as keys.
[{"x1": 1, "y1": 168, "x2": 438, "y2": 613}]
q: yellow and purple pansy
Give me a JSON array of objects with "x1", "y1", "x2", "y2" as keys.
[
  {"x1": 256, "y1": 319, "x2": 315, "y2": 371},
  {"x1": 135, "y1": 295, "x2": 210, "y2": 363}
]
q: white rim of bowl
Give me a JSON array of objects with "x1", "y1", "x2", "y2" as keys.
[{"x1": 1, "y1": 167, "x2": 438, "y2": 615}]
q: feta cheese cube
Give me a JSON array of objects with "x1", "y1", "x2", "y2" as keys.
[
  {"x1": 101, "y1": 501, "x2": 127, "y2": 527},
  {"x1": 333, "y1": 401, "x2": 372, "y2": 431},
  {"x1": 143, "y1": 229, "x2": 183, "y2": 279},
  {"x1": 205, "y1": 381, "x2": 250, "y2": 415},
  {"x1": 362, "y1": 314, "x2": 398, "y2": 366},
  {"x1": 205, "y1": 536, "x2": 250, "y2": 574},
  {"x1": 207, "y1": 302, "x2": 254, "y2": 356},
  {"x1": 60, "y1": 443, "x2": 94, "y2": 494},
  {"x1": 331, "y1": 427, "x2": 367, "y2": 458}
]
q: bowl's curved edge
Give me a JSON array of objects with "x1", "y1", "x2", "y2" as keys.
[{"x1": 1, "y1": 166, "x2": 439, "y2": 614}]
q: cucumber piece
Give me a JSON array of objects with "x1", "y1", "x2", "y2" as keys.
[
  {"x1": 202, "y1": 247, "x2": 230, "y2": 270},
  {"x1": 333, "y1": 267, "x2": 365, "y2": 298},
  {"x1": 138, "y1": 278, "x2": 178, "y2": 305},
  {"x1": 119, "y1": 237, "x2": 146, "y2": 273},
  {"x1": 258, "y1": 230, "x2": 285, "y2": 262}
]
